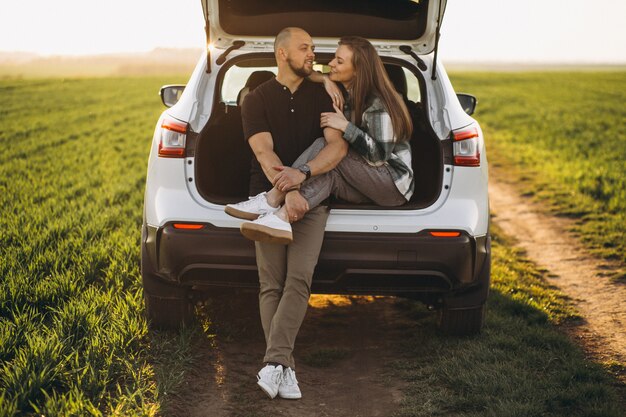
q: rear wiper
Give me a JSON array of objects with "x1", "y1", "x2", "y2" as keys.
[
  {"x1": 399, "y1": 45, "x2": 427, "y2": 72},
  {"x1": 216, "y1": 41, "x2": 246, "y2": 65}
]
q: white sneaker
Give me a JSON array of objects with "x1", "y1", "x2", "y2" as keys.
[
  {"x1": 278, "y1": 367, "x2": 302, "y2": 400},
  {"x1": 240, "y1": 213, "x2": 293, "y2": 245},
  {"x1": 225, "y1": 192, "x2": 279, "y2": 220},
  {"x1": 257, "y1": 364, "x2": 283, "y2": 399}
]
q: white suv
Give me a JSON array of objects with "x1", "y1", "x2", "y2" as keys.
[{"x1": 142, "y1": 0, "x2": 490, "y2": 335}]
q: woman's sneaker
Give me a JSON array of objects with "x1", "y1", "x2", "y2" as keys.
[
  {"x1": 257, "y1": 364, "x2": 283, "y2": 399},
  {"x1": 224, "y1": 192, "x2": 279, "y2": 220},
  {"x1": 278, "y1": 367, "x2": 302, "y2": 400},
  {"x1": 240, "y1": 213, "x2": 293, "y2": 245}
]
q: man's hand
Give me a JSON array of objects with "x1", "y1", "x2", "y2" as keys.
[
  {"x1": 272, "y1": 166, "x2": 306, "y2": 191},
  {"x1": 321, "y1": 104, "x2": 349, "y2": 132},
  {"x1": 284, "y1": 190, "x2": 309, "y2": 222}
]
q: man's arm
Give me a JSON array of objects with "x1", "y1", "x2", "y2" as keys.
[
  {"x1": 248, "y1": 131, "x2": 311, "y2": 219},
  {"x1": 273, "y1": 127, "x2": 348, "y2": 192},
  {"x1": 248, "y1": 131, "x2": 284, "y2": 185}
]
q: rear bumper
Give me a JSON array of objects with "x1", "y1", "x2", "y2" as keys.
[{"x1": 143, "y1": 222, "x2": 490, "y2": 300}]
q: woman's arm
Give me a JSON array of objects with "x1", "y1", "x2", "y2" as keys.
[
  {"x1": 321, "y1": 102, "x2": 395, "y2": 164},
  {"x1": 308, "y1": 72, "x2": 344, "y2": 108},
  {"x1": 343, "y1": 109, "x2": 395, "y2": 163}
]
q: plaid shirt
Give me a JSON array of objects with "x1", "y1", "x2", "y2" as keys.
[{"x1": 343, "y1": 96, "x2": 414, "y2": 200}]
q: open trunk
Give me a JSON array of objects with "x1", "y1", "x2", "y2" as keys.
[
  {"x1": 203, "y1": 0, "x2": 447, "y2": 54},
  {"x1": 194, "y1": 54, "x2": 444, "y2": 210}
]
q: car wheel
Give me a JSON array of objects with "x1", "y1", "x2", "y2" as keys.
[
  {"x1": 438, "y1": 236, "x2": 490, "y2": 336},
  {"x1": 142, "y1": 274, "x2": 194, "y2": 330},
  {"x1": 141, "y1": 225, "x2": 193, "y2": 330},
  {"x1": 438, "y1": 303, "x2": 485, "y2": 336}
]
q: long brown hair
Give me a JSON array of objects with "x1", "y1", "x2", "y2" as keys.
[{"x1": 338, "y1": 36, "x2": 413, "y2": 142}]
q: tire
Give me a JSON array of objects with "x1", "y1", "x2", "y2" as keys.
[
  {"x1": 141, "y1": 224, "x2": 193, "y2": 330},
  {"x1": 438, "y1": 304, "x2": 486, "y2": 336},
  {"x1": 142, "y1": 276, "x2": 194, "y2": 330},
  {"x1": 438, "y1": 236, "x2": 491, "y2": 336}
]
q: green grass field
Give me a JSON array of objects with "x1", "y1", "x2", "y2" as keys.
[
  {"x1": 0, "y1": 74, "x2": 624, "y2": 415},
  {"x1": 450, "y1": 71, "x2": 626, "y2": 274},
  {"x1": 0, "y1": 77, "x2": 186, "y2": 415},
  {"x1": 394, "y1": 226, "x2": 622, "y2": 417}
]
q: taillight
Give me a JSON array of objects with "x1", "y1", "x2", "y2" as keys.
[
  {"x1": 158, "y1": 118, "x2": 187, "y2": 158},
  {"x1": 173, "y1": 223, "x2": 204, "y2": 230},
  {"x1": 452, "y1": 126, "x2": 480, "y2": 167},
  {"x1": 429, "y1": 231, "x2": 461, "y2": 237}
]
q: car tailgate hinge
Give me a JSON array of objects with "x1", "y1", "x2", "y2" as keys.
[
  {"x1": 216, "y1": 40, "x2": 246, "y2": 65},
  {"x1": 399, "y1": 45, "x2": 427, "y2": 71}
]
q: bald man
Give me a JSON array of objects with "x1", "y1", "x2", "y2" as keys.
[{"x1": 227, "y1": 27, "x2": 347, "y2": 399}]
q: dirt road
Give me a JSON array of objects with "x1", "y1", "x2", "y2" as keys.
[
  {"x1": 166, "y1": 294, "x2": 410, "y2": 417},
  {"x1": 489, "y1": 176, "x2": 626, "y2": 372}
]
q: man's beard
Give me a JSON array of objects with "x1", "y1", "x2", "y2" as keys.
[{"x1": 287, "y1": 57, "x2": 312, "y2": 77}]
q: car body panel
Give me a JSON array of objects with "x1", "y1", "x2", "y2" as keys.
[
  {"x1": 436, "y1": 63, "x2": 477, "y2": 131},
  {"x1": 145, "y1": 176, "x2": 488, "y2": 237},
  {"x1": 149, "y1": 223, "x2": 487, "y2": 289}
]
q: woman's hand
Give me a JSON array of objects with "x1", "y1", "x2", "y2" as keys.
[
  {"x1": 309, "y1": 71, "x2": 344, "y2": 108},
  {"x1": 321, "y1": 104, "x2": 349, "y2": 132},
  {"x1": 322, "y1": 76, "x2": 344, "y2": 108},
  {"x1": 284, "y1": 190, "x2": 309, "y2": 222}
]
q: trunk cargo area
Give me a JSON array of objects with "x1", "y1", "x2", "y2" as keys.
[{"x1": 194, "y1": 55, "x2": 444, "y2": 210}]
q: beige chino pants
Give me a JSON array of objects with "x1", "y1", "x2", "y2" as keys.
[
  {"x1": 256, "y1": 205, "x2": 328, "y2": 369},
  {"x1": 256, "y1": 137, "x2": 330, "y2": 369}
]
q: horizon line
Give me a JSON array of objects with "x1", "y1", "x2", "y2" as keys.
[{"x1": 1, "y1": 48, "x2": 625, "y2": 67}]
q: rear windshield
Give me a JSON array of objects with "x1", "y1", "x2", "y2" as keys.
[
  {"x1": 221, "y1": 0, "x2": 422, "y2": 19},
  {"x1": 218, "y1": 0, "x2": 429, "y2": 40}
]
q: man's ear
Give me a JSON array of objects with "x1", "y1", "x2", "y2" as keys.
[{"x1": 277, "y1": 47, "x2": 287, "y2": 62}]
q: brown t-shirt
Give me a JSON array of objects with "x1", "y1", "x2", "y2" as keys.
[{"x1": 242, "y1": 78, "x2": 333, "y2": 196}]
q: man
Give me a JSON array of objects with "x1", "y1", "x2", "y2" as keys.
[{"x1": 227, "y1": 27, "x2": 347, "y2": 399}]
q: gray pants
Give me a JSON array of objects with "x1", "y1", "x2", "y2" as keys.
[{"x1": 297, "y1": 137, "x2": 407, "y2": 209}]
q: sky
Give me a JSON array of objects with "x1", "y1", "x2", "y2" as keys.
[{"x1": 1, "y1": 0, "x2": 625, "y2": 63}]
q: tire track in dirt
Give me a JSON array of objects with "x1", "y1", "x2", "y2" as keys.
[{"x1": 489, "y1": 176, "x2": 626, "y2": 376}]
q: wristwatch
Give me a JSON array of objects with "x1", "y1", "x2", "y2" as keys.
[{"x1": 297, "y1": 164, "x2": 311, "y2": 180}]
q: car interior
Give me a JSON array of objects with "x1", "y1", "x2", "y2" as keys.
[{"x1": 195, "y1": 56, "x2": 444, "y2": 210}]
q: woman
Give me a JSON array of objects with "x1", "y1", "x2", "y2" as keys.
[{"x1": 228, "y1": 36, "x2": 414, "y2": 244}]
